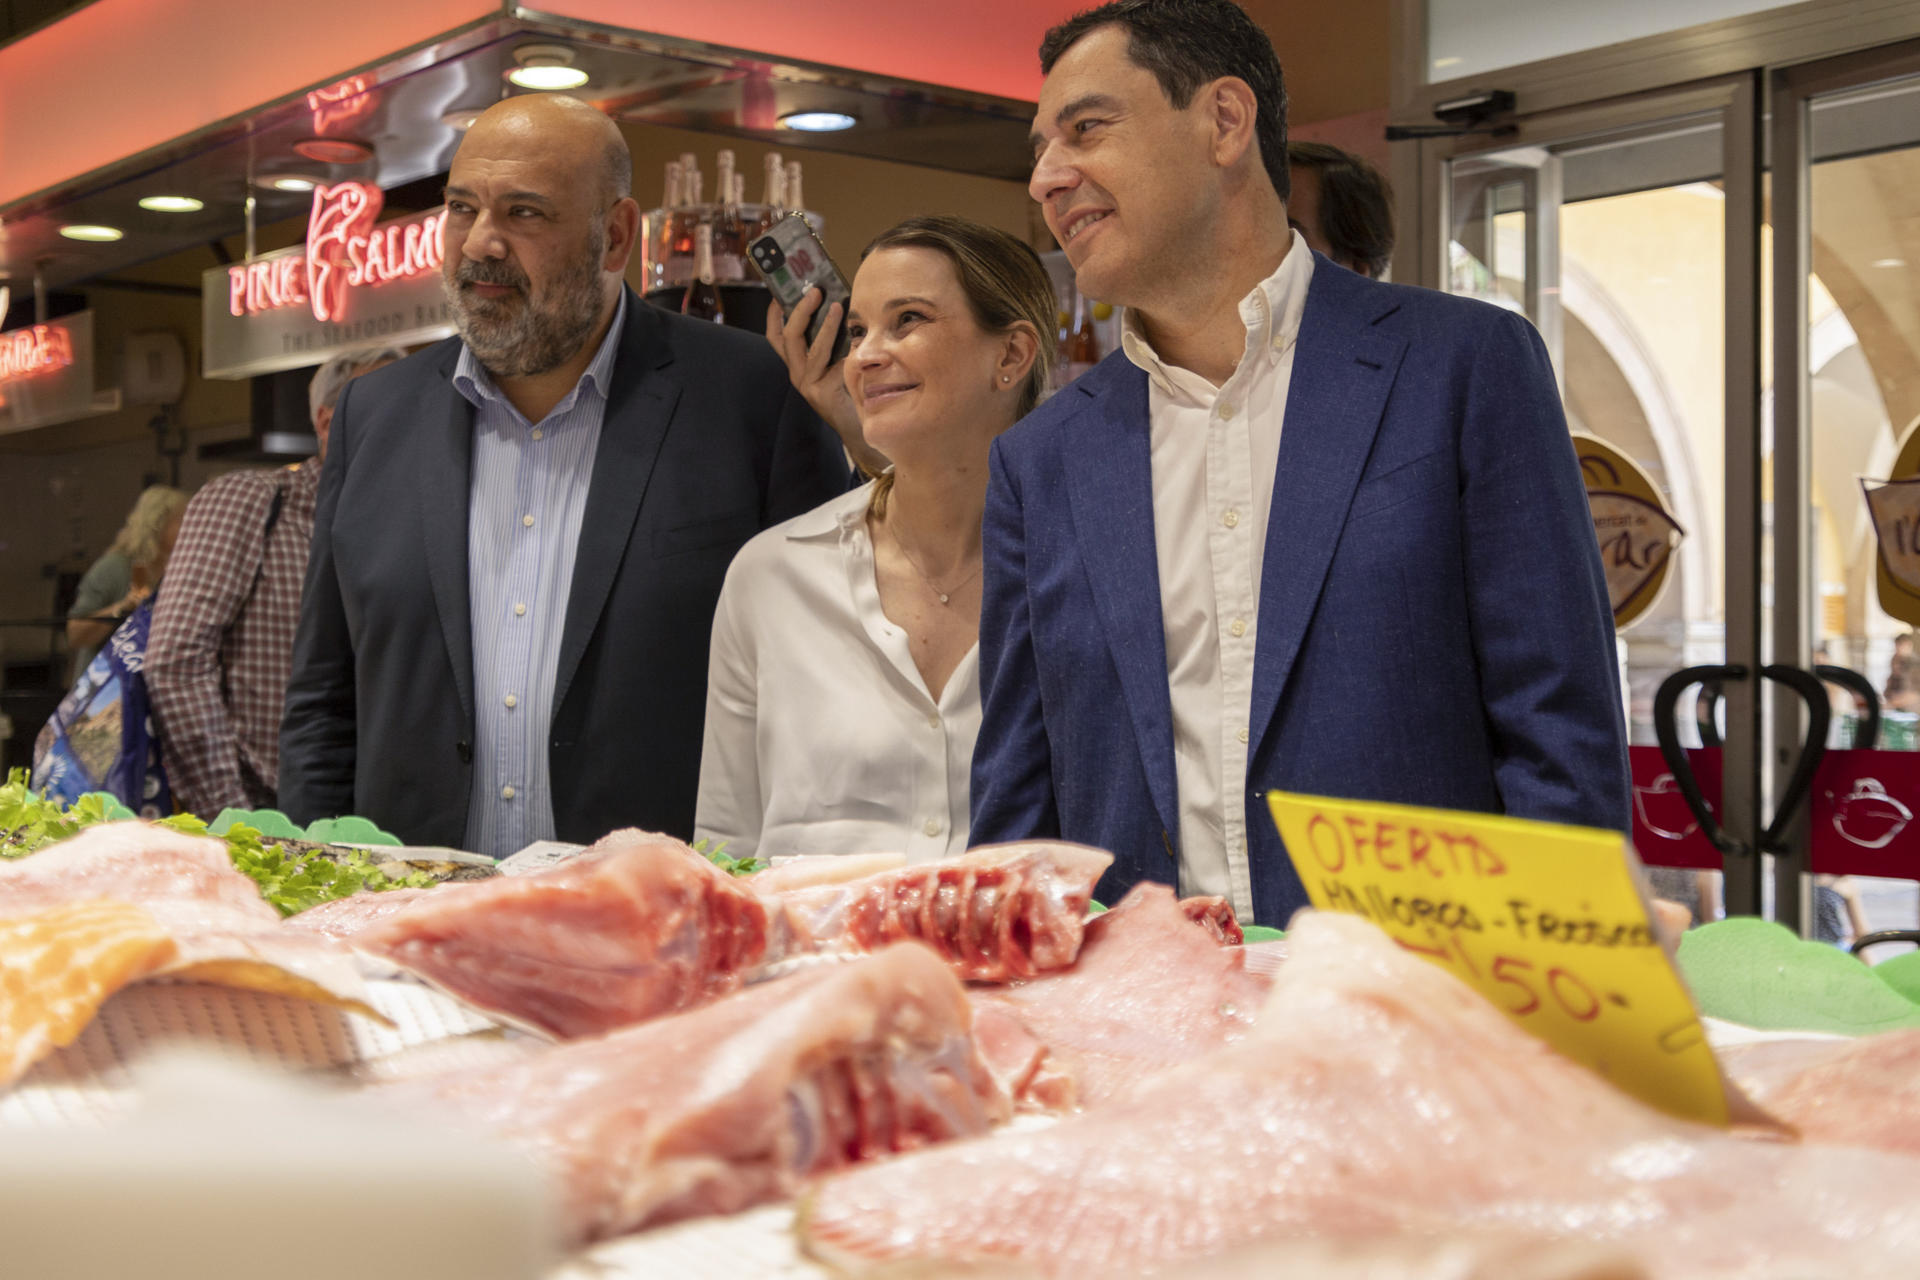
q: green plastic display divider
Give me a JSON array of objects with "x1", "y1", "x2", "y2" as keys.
[
  {"x1": 206, "y1": 808, "x2": 401, "y2": 847},
  {"x1": 1677, "y1": 918, "x2": 1920, "y2": 1036},
  {"x1": 77, "y1": 793, "x2": 136, "y2": 821},
  {"x1": 1240, "y1": 925, "x2": 1285, "y2": 942},
  {"x1": 1873, "y1": 950, "x2": 1920, "y2": 1006}
]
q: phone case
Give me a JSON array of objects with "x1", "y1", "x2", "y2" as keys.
[{"x1": 747, "y1": 214, "x2": 851, "y2": 362}]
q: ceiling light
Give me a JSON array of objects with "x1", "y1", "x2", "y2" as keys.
[
  {"x1": 1432, "y1": 56, "x2": 1465, "y2": 70},
  {"x1": 779, "y1": 110, "x2": 858, "y2": 133},
  {"x1": 60, "y1": 224, "x2": 124, "y2": 242},
  {"x1": 507, "y1": 43, "x2": 588, "y2": 91},
  {"x1": 1873, "y1": 257, "x2": 1908, "y2": 269},
  {"x1": 294, "y1": 136, "x2": 375, "y2": 164},
  {"x1": 138, "y1": 195, "x2": 204, "y2": 213},
  {"x1": 269, "y1": 176, "x2": 317, "y2": 193},
  {"x1": 508, "y1": 64, "x2": 589, "y2": 90}
]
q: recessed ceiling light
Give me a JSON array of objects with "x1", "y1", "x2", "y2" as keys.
[
  {"x1": 294, "y1": 136, "x2": 375, "y2": 164},
  {"x1": 1873, "y1": 257, "x2": 1908, "y2": 269},
  {"x1": 60, "y1": 224, "x2": 124, "y2": 242},
  {"x1": 269, "y1": 176, "x2": 318, "y2": 193},
  {"x1": 508, "y1": 64, "x2": 590, "y2": 90},
  {"x1": 138, "y1": 195, "x2": 204, "y2": 213},
  {"x1": 1433, "y1": 56, "x2": 1465, "y2": 70},
  {"x1": 779, "y1": 110, "x2": 858, "y2": 133}
]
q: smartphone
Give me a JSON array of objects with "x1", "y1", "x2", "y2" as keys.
[{"x1": 747, "y1": 213, "x2": 852, "y2": 364}]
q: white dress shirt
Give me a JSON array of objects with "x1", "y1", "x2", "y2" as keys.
[
  {"x1": 695, "y1": 481, "x2": 979, "y2": 862},
  {"x1": 456, "y1": 293, "x2": 626, "y2": 857},
  {"x1": 1120, "y1": 231, "x2": 1314, "y2": 919}
]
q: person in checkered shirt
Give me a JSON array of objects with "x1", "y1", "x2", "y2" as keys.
[{"x1": 146, "y1": 348, "x2": 403, "y2": 819}]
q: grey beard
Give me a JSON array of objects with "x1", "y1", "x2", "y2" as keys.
[{"x1": 446, "y1": 241, "x2": 606, "y2": 379}]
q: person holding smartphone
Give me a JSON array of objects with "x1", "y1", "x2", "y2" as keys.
[{"x1": 694, "y1": 216, "x2": 1055, "y2": 861}]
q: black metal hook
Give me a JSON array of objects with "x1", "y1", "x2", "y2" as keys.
[
  {"x1": 1653, "y1": 664, "x2": 1747, "y2": 856},
  {"x1": 1814, "y1": 664, "x2": 1880, "y2": 750},
  {"x1": 1651, "y1": 662, "x2": 1830, "y2": 859}
]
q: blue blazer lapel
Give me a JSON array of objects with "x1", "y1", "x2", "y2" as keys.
[
  {"x1": 423, "y1": 345, "x2": 476, "y2": 728},
  {"x1": 1063, "y1": 365, "x2": 1180, "y2": 842},
  {"x1": 1249, "y1": 264, "x2": 1408, "y2": 757},
  {"x1": 554, "y1": 291, "x2": 681, "y2": 713}
]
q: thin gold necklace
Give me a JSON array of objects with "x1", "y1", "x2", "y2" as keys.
[{"x1": 887, "y1": 521, "x2": 981, "y2": 606}]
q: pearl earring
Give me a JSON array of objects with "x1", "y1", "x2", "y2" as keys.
[{"x1": 1001, "y1": 375, "x2": 1011, "y2": 383}]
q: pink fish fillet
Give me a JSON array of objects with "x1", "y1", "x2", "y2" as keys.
[
  {"x1": 969, "y1": 883, "x2": 1272, "y2": 1110},
  {"x1": 1718, "y1": 1028, "x2": 1920, "y2": 1156},
  {"x1": 285, "y1": 886, "x2": 443, "y2": 939},
  {"x1": 346, "y1": 828, "x2": 786, "y2": 1038},
  {"x1": 0, "y1": 822, "x2": 372, "y2": 1011},
  {"x1": 802, "y1": 911, "x2": 1920, "y2": 1278},
  {"x1": 774, "y1": 840, "x2": 1112, "y2": 982},
  {"x1": 400, "y1": 941, "x2": 1008, "y2": 1246}
]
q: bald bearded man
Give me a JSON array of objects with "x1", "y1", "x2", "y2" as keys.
[{"x1": 280, "y1": 95, "x2": 849, "y2": 854}]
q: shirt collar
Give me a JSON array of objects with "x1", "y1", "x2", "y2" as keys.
[
  {"x1": 785, "y1": 480, "x2": 877, "y2": 540},
  {"x1": 1118, "y1": 228, "x2": 1315, "y2": 397},
  {"x1": 453, "y1": 288, "x2": 628, "y2": 418}
]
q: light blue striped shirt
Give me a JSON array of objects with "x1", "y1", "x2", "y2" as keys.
[{"x1": 454, "y1": 293, "x2": 627, "y2": 857}]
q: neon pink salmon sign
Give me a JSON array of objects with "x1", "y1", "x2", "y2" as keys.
[{"x1": 227, "y1": 181, "x2": 446, "y2": 322}]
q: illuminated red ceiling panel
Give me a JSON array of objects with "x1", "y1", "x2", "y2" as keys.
[
  {"x1": 544, "y1": 0, "x2": 1081, "y2": 102},
  {"x1": 0, "y1": 0, "x2": 494, "y2": 211}
]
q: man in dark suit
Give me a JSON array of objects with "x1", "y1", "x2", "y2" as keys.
[
  {"x1": 280, "y1": 94, "x2": 848, "y2": 853},
  {"x1": 970, "y1": 0, "x2": 1629, "y2": 925}
]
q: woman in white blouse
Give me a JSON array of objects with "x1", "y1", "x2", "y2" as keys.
[{"x1": 694, "y1": 216, "x2": 1057, "y2": 862}]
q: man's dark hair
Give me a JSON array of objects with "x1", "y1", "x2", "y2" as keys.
[
  {"x1": 1040, "y1": 0, "x2": 1289, "y2": 201},
  {"x1": 1288, "y1": 141, "x2": 1395, "y2": 278}
]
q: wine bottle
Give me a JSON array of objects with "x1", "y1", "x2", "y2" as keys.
[
  {"x1": 758, "y1": 152, "x2": 785, "y2": 238},
  {"x1": 1062, "y1": 293, "x2": 1101, "y2": 385},
  {"x1": 786, "y1": 160, "x2": 805, "y2": 214},
  {"x1": 682, "y1": 223, "x2": 725, "y2": 323}
]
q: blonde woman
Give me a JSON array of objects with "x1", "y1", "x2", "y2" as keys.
[
  {"x1": 67, "y1": 485, "x2": 188, "y2": 680},
  {"x1": 695, "y1": 216, "x2": 1056, "y2": 862}
]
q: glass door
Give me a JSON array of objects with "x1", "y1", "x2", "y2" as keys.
[
  {"x1": 1774, "y1": 46, "x2": 1920, "y2": 952},
  {"x1": 1437, "y1": 80, "x2": 1768, "y2": 921}
]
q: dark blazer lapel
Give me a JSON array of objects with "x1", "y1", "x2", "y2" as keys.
[
  {"x1": 553, "y1": 290, "x2": 680, "y2": 713},
  {"x1": 1248, "y1": 263, "x2": 1408, "y2": 757},
  {"x1": 422, "y1": 344, "x2": 476, "y2": 727},
  {"x1": 1063, "y1": 365, "x2": 1181, "y2": 841}
]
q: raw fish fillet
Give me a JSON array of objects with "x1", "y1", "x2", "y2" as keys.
[
  {"x1": 401, "y1": 942, "x2": 1007, "y2": 1245},
  {"x1": 775, "y1": 841, "x2": 1112, "y2": 981},
  {"x1": 969, "y1": 883, "x2": 1271, "y2": 1109},
  {"x1": 747, "y1": 853, "x2": 907, "y2": 894},
  {"x1": 802, "y1": 911, "x2": 1920, "y2": 1278},
  {"x1": 1718, "y1": 1029, "x2": 1920, "y2": 1155},
  {"x1": 286, "y1": 886, "x2": 442, "y2": 938},
  {"x1": 0, "y1": 900, "x2": 177, "y2": 1084},
  {"x1": 348, "y1": 828, "x2": 784, "y2": 1038},
  {"x1": 0, "y1": 823, "x2": 376, "y2": 1019},
  {"x1": 1177, "y1": 894, "x2": 1242, "y2": 944}
]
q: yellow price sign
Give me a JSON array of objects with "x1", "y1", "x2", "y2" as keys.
[{"x1": 1266, "y1": 790, "x2": 1727, "y2": 1126}]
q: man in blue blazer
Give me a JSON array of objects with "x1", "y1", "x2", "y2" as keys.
[
  {"x1": 280, "y1": 95, "x2": 847, "y2": 853},
  {"x1": 970, "y1": 0, "x2": 1630, "y2": 926}
]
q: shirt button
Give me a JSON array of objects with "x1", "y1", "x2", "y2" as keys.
[
  {"x1": 926, "y1": 714, "x2": 940, "y2": 729},
  {"x1": 504, "y1": 693, "x2": 518, "y2": 709},
  {"x1": 531, "y1": 429, "x2": 544, "y2": 440},
  {"x1": 501, "y1": 784, "x2": 516, "y2": 800},
  {"x1": 1229, "y1": 618, "x2": 1247, "y2": 638},
  {"x1": 514, "y1": 602, "x2": 527, "y2": 617},
  {"x1": 522, "y1": 514, "x2": 535, "y2": 528},
  {"x1": 1237, "y1": 727, "x2": 1250, "y2": 744},
  {"x1": 1222, "y1": 509, "x2": 1240, "y2": 529},
  {"x1": 1219, "y1": 402, "x2": 1236, "y2": 420},
  {"x1": 923, "y1": 818, "x2": 942, "y2": 837}
]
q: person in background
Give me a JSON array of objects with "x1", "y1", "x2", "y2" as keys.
[
  {"x1": 696, "y1": 217, "x2": 1053, "y2": 862},
  {"x1": 1885, "y1": 632, "x2": 1917, "y2": 713},
  {"x1": 1285, "y1": 140, "x2": 1395, "y2": 279},
  {"x1": 281, "y1": 94, "x2": 847, "y2": 855},
  {"x1": 146, "y1": 347, "x2": 403, "y2": 819},
  {"x1": 66, "y1": 485, "x2": 187, "y2": 682},
  {"x1": 973, "y1": 0, "x2": 1627, "y2": 925}
]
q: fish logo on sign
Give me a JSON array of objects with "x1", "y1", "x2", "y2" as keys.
[
  {"x1": 306, "y1": 182, "x2": 385, "y2": 324},
  {"x1": 1831, "y1": 777, "x2": 1913, "y2": 851}
]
